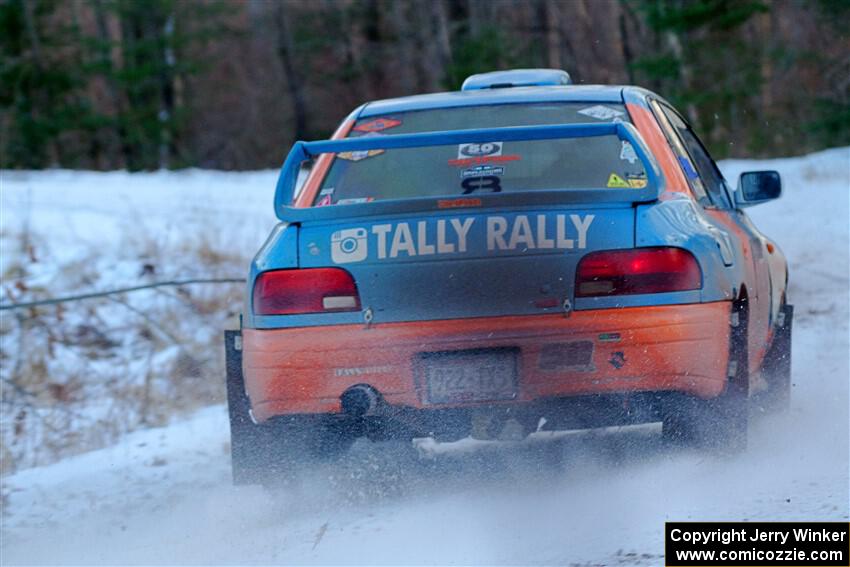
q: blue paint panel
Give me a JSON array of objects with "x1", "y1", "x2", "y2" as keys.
[
  {"x1": 635, "y1": 199, "x2": 738, "y2": 304},
  {"x1": 244, "y1": 223, "x2": 299, "y2": 320},
  {"x1": 574, "y1": 290, "x2": 703, "y2": 311},
  {"x1": 284, "y1": 207, "x2": 633, "y2": 325},
  {"x1": 359, "y1": 85, "x2": 624, "y2": 117}
]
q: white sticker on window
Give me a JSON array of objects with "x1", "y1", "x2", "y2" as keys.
[
  {"x1": 578, "y1": 105, "x2": 625, "y2": 121},
  {"x1": 620, "y1": 141, "x2": 638, "y2": 164},
  {"x1": 457, "y1": 142, "x2": 503, "y2": 160}
]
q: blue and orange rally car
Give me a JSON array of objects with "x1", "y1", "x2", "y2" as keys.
[{"x1": 225, "y1": 69, "x2": 792, "y2": 484}]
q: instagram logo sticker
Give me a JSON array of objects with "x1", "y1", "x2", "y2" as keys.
[{"x1": 331, "y1": 228, "x2": 368, "y2": 264}]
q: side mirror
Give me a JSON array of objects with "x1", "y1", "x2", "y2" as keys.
[{"x1": 735, "y1": 170, "x2": 782, "y2": 207}]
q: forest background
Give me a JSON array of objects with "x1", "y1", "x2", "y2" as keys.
[{"x1": 2, "y1": 0, "x2": 849, "y2": 171}]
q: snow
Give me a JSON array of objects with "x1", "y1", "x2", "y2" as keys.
[
  {"x1": 0, "y1": 168, "x2": 278, "y2": 282},
  {"x1": 0, "y1": 169, "x2": 280, "y2": 471},
  {"x1": 1, "y1": 148, "x2": 848, "y2": 564}
]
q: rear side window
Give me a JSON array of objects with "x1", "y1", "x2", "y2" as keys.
[
  {"x1": 313, "y1": 103, "x2": 648, "y2": 205},
  {"x1": 655, "y1": 102, "x2": 732, "y2": 209}
]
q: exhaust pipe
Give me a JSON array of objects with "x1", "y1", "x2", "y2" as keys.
[{"x1": 340, "y1": 385, "x2": 380, "y2": 418}]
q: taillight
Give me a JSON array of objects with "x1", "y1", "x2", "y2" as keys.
[
  {"x1": 575, "y1": 247, "x2": 702, "y2": 297},
  {"x1": 253, "y1": 268, "x2": 361, "y2": 316}
]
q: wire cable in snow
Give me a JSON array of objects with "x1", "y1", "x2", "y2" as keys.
[{"x1": 0, "y1": 278, "x2": 245, "y2": 311}]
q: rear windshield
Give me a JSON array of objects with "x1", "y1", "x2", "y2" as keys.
[{"x1": 313, "y1": 103, "x2": 647, "y2": 206}]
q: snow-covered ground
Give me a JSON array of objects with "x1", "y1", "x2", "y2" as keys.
[{"x1": 1, "y1": 149, "x2": 848, "y2": 564}]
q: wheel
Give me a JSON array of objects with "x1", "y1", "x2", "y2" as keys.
[
  {"x1": 662, "y1": 297, "x2": 749, "y2": 453},
  {"x1": 225, "y1": 331, "x2": 356, "y2": 485},
  {"x1": 661, "y1": 392, "x2": 748, "y2": 452},
  {"x1": 755, "y1": 303, "x2": 793, "y2": 413}
]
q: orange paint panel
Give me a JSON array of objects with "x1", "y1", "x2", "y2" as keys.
[
  {"x1": 626, "y1": 103, "x2": 691, "y2": 200},
  {"x1": 293, "y1": 119, "x2": 355, "y2": 208},
  {"x1": 243, "y1": 302, "x2": 732, "y2": 422}
]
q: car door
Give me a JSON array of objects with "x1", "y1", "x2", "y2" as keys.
[{"x1": 650, "y1": 100, "x2": 774, "y2": 374}]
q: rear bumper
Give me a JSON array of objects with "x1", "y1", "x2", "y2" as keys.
[{"x1": 243, "y1": 302, "x2": 732, "y2": 422}]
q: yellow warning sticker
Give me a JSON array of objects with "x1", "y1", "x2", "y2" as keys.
[
  {"x1": 628, "y1": 178, "x2": 647, "y2": 188},
  {"x1": 607, "y1": 173, "x2": 630, "y2": 188}
]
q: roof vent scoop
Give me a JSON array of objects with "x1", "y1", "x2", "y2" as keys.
[{"x1": 461, "y1": 69, "x2": 572, "y2": 91}]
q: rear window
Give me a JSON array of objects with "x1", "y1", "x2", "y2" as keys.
[{"x1": 314, "y1": 103, "x2": 647, "y2": 206}]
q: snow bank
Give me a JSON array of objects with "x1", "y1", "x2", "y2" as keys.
[{"x1": 0, "y1": 169, "x2": 279, "y2": 471}]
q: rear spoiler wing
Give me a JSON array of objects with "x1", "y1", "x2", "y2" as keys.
[{"x1": 274, "y1": 122, "x2": 663, "y2": 222}]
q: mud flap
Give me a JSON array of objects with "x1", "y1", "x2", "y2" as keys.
[
  {"x1": 719, "y1": 297, "x2": 750, "y2": 452},
  {"x1": 756, "y1": 303, "x2": 794, "y2": 413},
  {"x1": 225, "y1": 330, "x2": 269, "y2": 485}
]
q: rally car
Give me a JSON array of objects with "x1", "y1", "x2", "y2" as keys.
[{"x1": 225, "y1": 69, "x2": 792, "y2": 484}]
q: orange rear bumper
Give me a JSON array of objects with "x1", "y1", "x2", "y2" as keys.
[{"x1": 243, "y1": 302, "x2": 732, "y2": 422}]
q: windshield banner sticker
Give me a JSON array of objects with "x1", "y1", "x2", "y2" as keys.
[
  {"x1": 578, "y1": 105, "x2": 625, "y2": 121},
  {"x1": 328, "y1": 214, "x2": 595, "y2": 264},
  {"x1": 337, "y1": 197, "x2": 374, "y2": 204}
]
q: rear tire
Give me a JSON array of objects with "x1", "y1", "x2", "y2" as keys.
[
  {"x1": 755, "y1": 303, "x2": 793, "y2": 413},
  {"x1": 661, "y1": 297, "x2": 749, "y2": 453}
]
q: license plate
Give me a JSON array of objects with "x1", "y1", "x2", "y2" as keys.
[{"x1": 419, "y1": 348, "x2": 518, "y2": 404}]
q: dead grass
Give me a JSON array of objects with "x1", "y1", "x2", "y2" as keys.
[{"x1": 0, "y1": 224, "x2": 247, "y2": 474}]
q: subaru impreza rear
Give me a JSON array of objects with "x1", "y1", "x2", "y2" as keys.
[{"x1": 226, "y1": 71, "x2": 746, "y2": 484}]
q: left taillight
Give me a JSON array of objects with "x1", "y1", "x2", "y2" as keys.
[{"x1": 252, "y1": 268, "x2": 361, "y2": 316}]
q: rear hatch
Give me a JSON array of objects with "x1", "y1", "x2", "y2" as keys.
[
  {"x1": 264, "y1": 101, "x2": 660, "y2": 324},
  {"x1": 298, "y1": 205, "x2": 633, "y2": 321}
]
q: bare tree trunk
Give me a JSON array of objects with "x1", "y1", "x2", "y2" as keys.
[
  {"x1": 92, "y1": 0, "x2": 129, "y2": 169},
  {"x1": 666, "y1": 31, "x2": 699, "y2": 125},
  {"x1": 21, "y1": 0, "x2": 59, "y2": 166},
  {"x1": 275, "y1": 3, "x2": 308, "y2": 140},
  {"x1": 389, "y1": 0, "x2": 416, "y2": 94},
  {"x1": 467, "y1": 0, "x2": 481, "y2": 36},
  {"x1": 619, "y1": 0, "x2": 642, "y2": 85},
  {"x1": 431, "y1": 0, "x2": 452, "y2": 69},
  {"x1": 542, "y1": 0, "x2": 561, "y2": 69},
  {"x1": 414, "y1": 0, "x2": 452, "y2": 92},
  {"x1": 158, "y1": 12, "x2": 176, "y2": 169}
]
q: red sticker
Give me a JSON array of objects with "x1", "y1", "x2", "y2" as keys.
[
  {"x1": 448, "y1": 155, "x2": 521, "y2": 167},
  {"x1": 316, "y1": 194, "x2": 333, "y2": 207},
  {"x1": 354, "y1": 118, "x2": 402, "y2": 133},
  {"x1": 437, "y1": 198, "x2": 482, "y2": 209}
]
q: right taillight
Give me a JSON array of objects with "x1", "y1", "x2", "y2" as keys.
[
  {"x1": 575, "y1": 247, "x2": 702, "y2": 297},
  {"x1": 253, "y1": 268, "x2": 361, "y2": 316}
]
